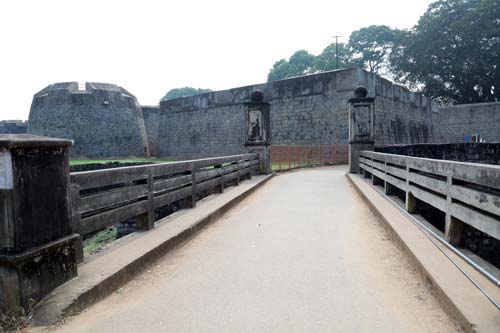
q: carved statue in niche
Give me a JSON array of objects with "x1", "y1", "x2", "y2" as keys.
[{"x1": 248, "y1": 109, "x2": 264, "y2": 142}]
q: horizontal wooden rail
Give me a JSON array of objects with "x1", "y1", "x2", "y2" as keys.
[
  {"x1": 70, "y1": 153, "x2": 260, "y2": 241},
  {"x1": 359, "y1": 150, "x2": 500, "y2": 245}
]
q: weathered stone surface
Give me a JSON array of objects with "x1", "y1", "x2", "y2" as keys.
[
  {"x1": 434, "y1": 102, "x2": 500, "y2": 143},
  {"x1": 27, "y1": 82, "x2": 149, "y2": 158},
  {"x1": 141, "y1": 105, "x2": 160, "y2": 156},
  {"x1": 375, "y1": 143, "x2": 500, "y2": 165},
  {"x1": 157, "y1": 68, "x2": 437, "y2": 157},
  {"x1": 0, "y1": 120, "x2": 27, "y2": 134}
]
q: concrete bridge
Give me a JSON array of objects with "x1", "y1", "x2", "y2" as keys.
[
  {"x1": 25, "y1": 164, "x2": 498, "y2": 332},
  {"x1": 1, "y1": 88, "x2": 500, "y2": 332}
]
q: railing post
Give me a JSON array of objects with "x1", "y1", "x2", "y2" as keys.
[
  {"x1": 445, "y1": 174, "x2": 465, "y2": 246},
  {"x1": 184, "y1": 164, "x2": 197, "y2": 208},
  {"x1": 405, "y1": 164, "x2": 417, "y2": 213},
  {"x1": 137, "y1": 171, "x2": 155, "y2": 231},
  {"x1": 0, "y1": 134, "x2": 78, "y2": 313},
  {"x1": 70, "y1": 184, "x2": 84, "y2": 263},
  {"x1": 217, "y1": 164, "x2": 225, "y2": 193},
  {"x1": 235, "y1": 160, "x2": 241, "y2": 186},
  {"x1": 383, "y1": 159, "x2": 393, "y2": 195}
]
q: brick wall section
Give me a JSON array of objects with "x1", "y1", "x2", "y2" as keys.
[
  {"x1": 158, "y1": 68, "x2": 437, "y2": 157},
  {"x1": 141, "y1": 106, "x2": 160, "y2": 156},
  {"x1": 433, "y1": 102, "x2": 500, "y2": 143},
  {"x1": 27, "y1": 82, "x2": 150, "y2": 158},
  {"x1": 376, "y1": 143, "x2": 500, "y2": 165},
  {"x1": 0, "y1": 120, "x2": 27, "y2": 134}
]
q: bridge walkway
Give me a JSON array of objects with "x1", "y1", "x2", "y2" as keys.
[{"x1": 49, "y1": 166, "x2": 457, "y2": 332}]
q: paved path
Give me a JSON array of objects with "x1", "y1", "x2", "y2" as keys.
[{"x1": 49, "y1": 167, "x2": 457, "y2": 332}]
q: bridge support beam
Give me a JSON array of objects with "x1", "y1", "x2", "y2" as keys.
[{"x1": 0, "y1": 134, "x2": 78, "y2": 313}]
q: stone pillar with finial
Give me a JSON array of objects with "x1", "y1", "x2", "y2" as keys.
[
  {"x1": 244, "y1": 90, "x2": 271, "y2": 174},
  {"x1": 348, "y1": 86, "x2": 375, "y2": 173}
]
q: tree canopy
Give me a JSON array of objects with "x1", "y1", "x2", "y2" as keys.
[
  {"x1": 266, "y1": 0, "x2": 499, "y2": 105},
  {"x1": 390, "y1": 0, "x2": 500, "y2": 104},
  {"x1": 348, "y1": 25, "x2": 398, "y2": 75},
  {"x1": 161, "y1": 87, "x2": 212, "y2": 101}
]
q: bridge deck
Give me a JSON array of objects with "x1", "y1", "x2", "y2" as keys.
[{"x1": 50, "y1": 166, "x2": 457, "y2": 332}]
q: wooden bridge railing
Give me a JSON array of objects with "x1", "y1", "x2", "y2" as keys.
[
  {"x1": 359, "y1": 150, "x2": 500, "y2": 245},
  {"x1": 70, "y1": 153, "x2": 260, "y2": 241},
  {"x1": 270, "y1": 145, "x2": 348, "y2": 171}
]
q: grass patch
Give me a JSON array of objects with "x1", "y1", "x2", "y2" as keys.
[
  {"x1": 70, "y1": 158, "x2": 174, "y2": 166},
  {"x1": 83, "y1": 228, "x2": 118, "y2": 257}
]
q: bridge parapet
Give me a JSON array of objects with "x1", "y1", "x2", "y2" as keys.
[
  {"x1": 359, "y1": 150, "x2": 500, "y2": 248},
  {"x1": 70, "y1": 153, "x2": 260, "y2": 260}
]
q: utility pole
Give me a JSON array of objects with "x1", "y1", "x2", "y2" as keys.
[{"x1": 332, "y1": 35, "x2": 341, "y2": 69}]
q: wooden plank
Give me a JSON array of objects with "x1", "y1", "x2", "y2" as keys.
[
  {"x1": 71, "y1": 168, "x2": 148, "y2": 190},
  {"x1": 408, "y1": 172, "x2": 447, "y2": 194},
  {"x1": 409, "y1": 185, "x2": 447, "y2": 212},
  {"x1": 385, "y1": 165, "x2": 406, "y2": 180},
  {"x1": 153, "y1": 186, "x2": 193, "y2": 208},
  {"x1": 79, "y1": 184, "x2": 149, "y2": 214},
  {"x1": 371, "y1": 168, "x2": 386, "y2": 181},
  {"x1": 153, "y1": 174, "x2": 192, "y2": 192},
  {"x1": 451, "y1": 185, "x2": 500, "y2": 217},
  {"x1": 80, "y1": 200, "x2": 148, "y2": 236},
  {"x1": 359, "y1": 157, "x2": 372, "y2": 166},
  {"x1": 450, "y1": 163, "x2": 500, "y2": 190},
  {"x1": 406, "y1": 157, "x2": 449, "y2": 177},
  {"x1": 383, "y1": 154, "x2": 407, "y2": 167},
  {"x1": 197, "y1": 177, "x2": 221, "y2": 193},
  {"x1": 451, "y1": 203, "x2": 500, "y2": 240},
  {"x1": 372, "y1": 160, "x2": 385, "y2": 172},
  {"x1": 386, "y1": 174, "x2": 408, "y2": 191},
  {"x1": 196, "y1": 169, "x2": 220, "y2": 183}
]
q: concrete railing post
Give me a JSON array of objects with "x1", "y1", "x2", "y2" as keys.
[
  {"x1": 444, "y1": 173, "x2": 465, "y2": 246},
  {"x1": 0, "y1": 134, "x2": 79, "y2": 313},
  {"x1": 348, "y1": 86, "x2": 375, "y2": 174}
]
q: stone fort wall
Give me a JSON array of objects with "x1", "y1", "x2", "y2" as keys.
[
  {"x1": 433, "y1": 102, "x2": 500, "y2": 143},
  {"x1": 0, "y1": 120, "x2": 27, "y2": 134},
  {"x1": 141, "y1": 106, "x2": 160, "y2": 156},
  {"x1": 27, "y1": 82, "x2": 150, "y2": 158},
  {"x1": 157, "y1": 68, "x2": 437, "y2": 157}
]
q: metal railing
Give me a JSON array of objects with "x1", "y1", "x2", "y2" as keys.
[
  {"x1": 270, "y1": 145, "x2": 348, "y2": 171},
  {"x1": 359, "y1": 151, "x2": 500, "y2": 243},
  {"x1": 70, "y1": 153, "x2": 260, "y2": 239}
]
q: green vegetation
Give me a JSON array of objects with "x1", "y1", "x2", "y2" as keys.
[
  {"x1": 161, "y1": 87, "x2": 212, "y2": 101},
  {"x1": 83, "y1": 228, "x2": 117, "y2": 257},
  {"x1": 267, "y1": 0, "x2": 499, "y2": 105},
  {"x1": 70, "y1": 158, "x2": 174, "y2": 166}
]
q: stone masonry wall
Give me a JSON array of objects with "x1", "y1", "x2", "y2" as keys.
[
  {"x1": 433, "y1": 102, "x2": 500, "y2": 143},
  {"x1": 376, "y1": 143, "x2": 500, "y2": 165},
  {"x1": 141, "y1": 106, "x2": 160, "y2": 156},
  {"x1": 27, "y1": 82, "x2": 150, "y2": 158},
  {"x1": 0, "y1": 120, "x2": 28, "y2": 134},
  {"x1": 158, "y1": 68, "x2": 437, "y2": 157}
]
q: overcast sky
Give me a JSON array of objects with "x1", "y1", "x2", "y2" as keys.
[{"x1": 0, "y1": 0, "x2": 433, "y2": 120}]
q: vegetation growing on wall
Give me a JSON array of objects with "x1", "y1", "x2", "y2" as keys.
[
  {"x1": 267, "y1": 0, "x2": 499, "y2": 105},
  {"x1": 161, "y1": 87, "x2": 212, "y2": 101}
]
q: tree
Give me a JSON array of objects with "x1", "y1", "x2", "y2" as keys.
[
  {"x1": 267, "y1": 50, "x2": 314, "y2": 82},
  {"x1": 312, "y1": 42, "x2": 355, "y2": 72},
  {"x1": 161, "y1": 87, "x2": 212, "y2": 101},
  {"x1": 348, "y1": 25, "x2": 398, "y2": 74},
  {"x1": 390, "y1": 0, "x2": 500, "y2": 104}
]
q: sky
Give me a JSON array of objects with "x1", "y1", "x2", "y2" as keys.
[{"x1": 0, "y1": 0, "x2": 434, "y2": 120}]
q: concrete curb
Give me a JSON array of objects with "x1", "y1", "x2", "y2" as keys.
[
  {"x1": 347, "y1": 173, "x2": 500, "y2": 333},
  {"x1": 32, "y1": 174, "x2": 275, "y2": 326}
]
